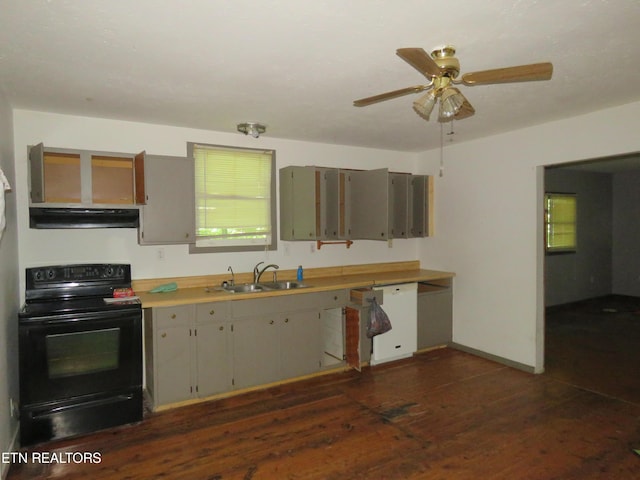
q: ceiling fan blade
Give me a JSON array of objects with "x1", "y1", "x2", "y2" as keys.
[
  {"x1": 396, "y1": 48, "x2": 443, "y2": 78},
  {"x1": 353, "y1": 85, "x2": 429, "y2": 107},
  {"x1": 461, "y1": 62, "x2": 553, "y2": 86}
]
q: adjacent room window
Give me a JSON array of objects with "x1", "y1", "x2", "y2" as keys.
[
  {"x1": 544, "y1": 193, "x2": 577, "y2": 253},
  {"x1": 189, "y1": 143, "x2": 276, "y2": 253}
]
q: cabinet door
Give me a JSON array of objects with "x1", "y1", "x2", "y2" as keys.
[
  {"x1": 389, "y1": 173, "x2": 410, "y2": 238},
  {"x1": 345, "y1": 307, "x2": 363, "y2": 371},
  {"x1": 410, "y1": 175, "x2": 433, "y2": 237},
  {"x1": 279, "y1": 166, "x2": 317, "y2": 240},
  {"x1": 279, "y1": 310, "x2": 321, "y2": 379},
  {"x1": 196, "y1": 322, "x2": 231, "y2": 397},
  {"x1": 232, "y1": 316, "x2": 280, "y2": 389},
  {"x1": 320, "y1": 168, "x2": 341, "y2": 239},
  {"x1": 155, "y1": 324, "x2": 193, "y2": 405},
  {"x1": 417, "y1": 287, "x2": 453, "y2": 349},
  {"x1": 139, "y1": 153, "x2": 195, "y2": 244},
  {"x1": 153, "y1": 306, "x2": 194, "y2": 406},
  {"x1": 28, "y1": 143, "x2": 45, "y2": 203},
  {"x1": 347, "y1": 168, "x2": 389, "y2": 240}
]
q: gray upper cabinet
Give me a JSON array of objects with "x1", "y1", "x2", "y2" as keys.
[
  {"x1": 347, "y1": 168, "x2": 389, "y2": 240},
  {"x1": 279, "y1": 166, "x2": 343, "y2": 240},
  {"x1": 279, "y1": 165, "x2": 432, "y2": 242},
  {"x1": 28, "y1": 143, "x2": 145, "y2": 206},
  {"x1": 138, "y1": 153, "x2": 195, "y2": 245}
]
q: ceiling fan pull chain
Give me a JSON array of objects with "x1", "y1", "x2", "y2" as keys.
[{"x1": 439, "y1": 122, "x2": 444, "y2": 177}]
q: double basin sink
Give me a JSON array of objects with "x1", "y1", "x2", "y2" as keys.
[{"x1": 216, "y1": 281, "x2": 309, "y2": 294}]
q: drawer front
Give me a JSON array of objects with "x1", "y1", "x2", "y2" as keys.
[
  {"x1": 195, "y1": 301, "x2": 231, "y2": 325},
  {"x1": 231, "y1": 290, "x2": 348, "y2": 317},
  {"x1": 153, "y1": 305, "x2": 193, "y2": 329},
  {"x1": 313, "y1": 289, "x2": 348, "y2": 309}
]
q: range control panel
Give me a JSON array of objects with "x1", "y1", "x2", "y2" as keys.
[{"x1": 25, "y1": 264, "x2": 132, "y2": 301}]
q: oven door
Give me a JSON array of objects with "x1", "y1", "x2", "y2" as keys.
[{"x1": 19, "y1": 307, "x2": 142, "y2": 406}]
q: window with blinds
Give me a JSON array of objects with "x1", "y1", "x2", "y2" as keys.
[
  {"x1": 544, "y1": 193, "x2": 577, "y2": 253},
  {"x1": 190, "y1": 143, "x2": 276, "y2": 252}
]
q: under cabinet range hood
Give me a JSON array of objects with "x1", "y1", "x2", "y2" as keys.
[{"x1": 29, "y1": 207, "x2": 140, "y2": 229}]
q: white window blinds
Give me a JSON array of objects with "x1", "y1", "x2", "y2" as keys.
[
  {"x1": 545, "y1": 193, "x2": 577, "y2": 252},
  {"x1": 193, "y1": 144, "x2": 273, "y2": 248}
]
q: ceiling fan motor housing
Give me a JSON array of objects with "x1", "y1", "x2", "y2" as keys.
[{"x1": 431, "y1": 46, "x2": 460, "y2": 78}]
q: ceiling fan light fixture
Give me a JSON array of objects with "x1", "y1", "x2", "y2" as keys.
[
  {"x1": 412, "y1": 90, "x2": 436, "y2": 120},
  {"x1": 237, "y1": 122, "x2": 266, "y2": 138},
  {"x1": 438, "y1": 87, "x2": 474, "y2": 122}
]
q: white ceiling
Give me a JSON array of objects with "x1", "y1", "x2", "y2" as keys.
[{"x1": 1, "y1": 1, "x2": 640, "y2": 152}]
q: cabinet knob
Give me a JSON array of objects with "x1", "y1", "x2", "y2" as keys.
[
  {"x1": 209, "y1": 309, "x2": 215, "y2": 316},
  {"x1": 269, "y1": 320, "x2": 274, "y2": 325},
  {"x1": 185, "y1": 233, "x2": 190, "y2": 238},
  {"x1": 334, "y1": 296, "x2": 338, "y2": 300},
  {"x1": 161, "y1": 332, "x2": 167, "y2": 338},
  {"x1": 219, "y1": 325, "x2": 224, "y2": 331},
  {"x1": 171, "y1": 314, "x2": 176, "y2": 319},
  {"x1": 285, "y1": 318, "x2": 289, "y2": 323}
]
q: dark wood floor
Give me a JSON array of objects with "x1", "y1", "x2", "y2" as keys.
[
  {"x1": 8, "y1": 345, "x2": 640, "y2": 479},
  {"x1": 545, "y1": 294, "x2": 640, "y2": 405}
]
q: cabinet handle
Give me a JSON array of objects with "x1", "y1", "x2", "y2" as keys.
[
  {"x1": 219, "y1": 325, "x2": 224, "y2": 331},
  {"x1": 285, "y1": 318, "x2": 289, "y2": 323},
  {"x1": 209, "y1": 309, "x2": 215, "y2": 316},
  {"x1": 161, "y1": 333, "x2": 167, "y2": 338},
  {"x1": 269, "y1": 320, "x2": 274, "y2": 325},
  {"x1": 171, "y1": 314, "x2": 176, "y2": 319},
  {"x1": 334, "y1": 296, "x2": 338, "y2": 300},
  {"x1": 185, "y1": 233, "x2": 190, "y2": 238}
]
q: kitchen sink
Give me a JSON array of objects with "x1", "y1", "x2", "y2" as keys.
[
  {"x1": 216, "y1": 281, "x2": 311, "y2": 294},
  {"x1": 223, "y1": 283, "x2": 265, "y2": 293},
  {"x1": 259, "y1": 281, "x2": 309, "y2": 290}
]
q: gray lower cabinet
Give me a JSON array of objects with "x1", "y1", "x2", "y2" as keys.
[
  {"x1": 146, "y1": 290, "x2": 348, "y2": 409},
  {"x1": 195, "y1": 303, "x2": 232, "y2": 397},
  {"x1": 145, "y1": 302, "x2": 231, "y2": 408},
  {"x1": 145, "y1": 305, "x2": 195, "y2": 407},
  {"x1": 417, "y1": 281, "x2": 453, "y2": 349},
  {"x1": 279, "y1": 309, "x2": 322, "y2": 379},
  {"x1": 231, "y1": 309, "x2": 321, "y2": 390},
  {"x1": 231, "y1": 314, "x2": 281, "y2": 389}
]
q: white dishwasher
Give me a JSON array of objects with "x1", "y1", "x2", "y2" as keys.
[{"x1": 371, "y1": 282, "x2": 418, "y2": 365}]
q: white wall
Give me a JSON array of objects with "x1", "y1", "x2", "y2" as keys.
[
  {"x1": 0, "y1": 92, "x2": 19, "y2": 476},
  {"x1": 13, "y1": 110, "x2": 422, "y2": 299},
  {"x1": 612, "y1": 169, "x2": 640, "y2": 296},
  {"x1": 419, "y1": 101, "x2": 640, "y2": 372}
]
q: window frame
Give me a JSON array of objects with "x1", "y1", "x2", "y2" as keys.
[
  {"x1": 187, "y1": 142, "x2": 277, "y2": 254},
  {"x1": 544, "y1": 192, "x2": 577, "y2": 254}
]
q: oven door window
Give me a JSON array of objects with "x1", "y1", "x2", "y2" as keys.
[{"x1": 46, "y1": 328, "x2": 120, "y2": 378}]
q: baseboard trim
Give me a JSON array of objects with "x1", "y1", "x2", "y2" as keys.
[
  {"x1": 1, "y1": 424, "x2": 20, "y2": 480},
  {"x1": 450, "y1": 342, "x2": 536, "y2": 374}
]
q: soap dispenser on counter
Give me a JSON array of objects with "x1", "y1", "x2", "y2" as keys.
[{"x1": 297, "y1": 265, "x2": 304, "y2": 282}]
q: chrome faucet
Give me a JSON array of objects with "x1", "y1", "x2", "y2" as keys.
[
  {"x1": 227, "y1": 266, "x2": 235, "y2": 286},
  {"x1": 253, "y1": 262, "x2": 279, "y2": 283}
]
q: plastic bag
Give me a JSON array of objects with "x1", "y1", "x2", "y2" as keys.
[{"x1": 366, "y1": 297, "x2": 392, "y2": 338}]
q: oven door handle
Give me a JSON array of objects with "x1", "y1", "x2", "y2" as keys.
[
  {"x1": 35, "y1": 311, "x2": 140, "y2": 325},
  {"x1": 31, "y1": 394, "x2": 136, "y2": 419}
]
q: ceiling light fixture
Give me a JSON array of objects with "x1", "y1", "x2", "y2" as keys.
[
  {"x1": 438, "y1": 87, "x2": 474, "y2": 122},
  {"x1": 237, "y1": 122, "x2": 266, "y2": 138},
  {"x1": 412, "y1": 90, "x2": 437, "y2": 120}
]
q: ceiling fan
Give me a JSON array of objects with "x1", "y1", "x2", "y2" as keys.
[{"x1": 353, "y1": 46, "x2": 553, "y2": 123}]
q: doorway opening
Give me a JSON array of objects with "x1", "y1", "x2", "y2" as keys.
[{"x1": 543, "y1": 152, "x2": 640, "y2": 405}]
